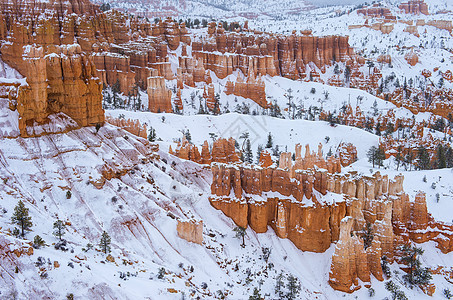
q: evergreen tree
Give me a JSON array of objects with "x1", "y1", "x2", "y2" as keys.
[
  {"x1": 385, "y1": 122, "x2": 394, "y2": 136},
  {"x1": 184, "y1": 130, "x2": 192, "y2": 143},
  {"x1": 33, "y1": 235, "x2": 45, "y2": 249},
  {"x1": 244, "y1": 139, "x2": 253, "y2": 163},
  {"x1": 275, "y1": 272, "x2": 285, "y2": 298},
  {"x1": 148, "y1": 127, "x2": 157, "y2": 142},
  {"x1": 417, "y1": 146, "x2": 430, "y2": 170},
  {"x1": 395, "y1": 145, "x2": 403, "y2": 171},
  {"x1": 198, "y1": 99, "x2": 206, "y2": 114},
  {"x1": 261, "y1": 247, "x2": 271, "y2": 264},
  {"x1": 233, "y1": 226, "x2": 246, "y2": 247},
  {"x1": 367, "y1": 60, "x2": 375, "y2": 75},
  {"x1": 436, "y1": 144, "x2": 447, "y2": 169},
  {"x1": 256, "y1": 144, "x2": 263, "y2": 164},
  {"x1": 53, "y1": 220, "x2": 66, "y2": 241},
  {"x1": 385, "y1": 281, "x2": 408, "y2": 300},
  {"x1": 400, "y1": 244, "x2": 432, "y2": 286},
  {"x1": 361, "y1": 222, "x2": 374, "y2": 249},
  {"x1": 266, "y1": 132, "x2": 273, "y2": 148},
  {"x1": 376, "y1": 147, "x2": 386, "y2": 168},
  {"x1": 112, "y1": 79, "x2": 121, "y2": 109},
  {"x1": 381, "y1": 255, "x2": 391, "y2": 278},
  {"x1": 99, "y1": 231, "x2": 111, "y2": 254},
  {"x1": 367, "y1": 146, "x2": 378, "y2": 168},
  {"x1": 286, "y1": 274, "x2": 301, "y2": 300},
  {"x1": 375, "y1": 121, "x2": 382, "y2": 136},
  {"x1": 11, "y1": 200, "x2": 32, "y2": 237},
  {"x1": 345, "y1": 65, "x2": 351, "y2": 83},
  {"x1": 157, "y1": 267, "x2": 166, "y2": 279},
  {"x1": 239, "y1": 131, "x2": 250, "y2": 151},
  {"x1": 405, "y1": 150, "x2": 414, "y2": 171},
  {"x1": 248, "y1": 287, "x2": 261, "y2": 300}
]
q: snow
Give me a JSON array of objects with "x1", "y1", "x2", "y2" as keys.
[{"x1": 1, "y1": 0, "x2": 453, "y2": 298}]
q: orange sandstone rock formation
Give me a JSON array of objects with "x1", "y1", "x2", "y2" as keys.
[
  {"x1": 225, "y1": 74, "x2": 268, "y2": 108},
  {"x1": 177, "y1": 219, "x2": 203, "y2": 245},
  {"x1": 399, "y1": 0, "x2": 429, "y2": 15},
  {"x1": 105, "y1": 116, "x2": 148, "y2": 139},
  {"x1": 147, "y1": 72, "x2": 172, "y2": 113}
]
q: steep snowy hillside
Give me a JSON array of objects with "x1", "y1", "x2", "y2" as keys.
[{"x1": 2, "y1": 109, "x2": 453, "y2": 299}]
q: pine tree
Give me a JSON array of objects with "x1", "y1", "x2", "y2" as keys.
[
  {"x1": 157, "y1": 267, "x2": 166, "y2": 279},
  {"x1": 11, "y1": 200, "x2": 32, "y2": 237},
  {"x1": 417, "y1": 146, "x2": 430, "y2": 170},
  {"x1": 367, "y1": 146, "x2": 378, "y2": 168},
  {"x1": 275, "y1": 272, "x2": 285, "y2": 298},
  {"x1": 99, "y1": 231, "x2": 111, "y2": 254},
  {"x1": 112, "y1": 79, "x2": 121, "y2": 109},
  {"x1": 385, "y1": 281, "x2": 408, "y2": 300},
  {"x1": 436, "y1": 144, "x2": 446, "y2": 169},
  {"x1": 184, "y1": 130, "x2": 192, "y2": 143},
  {"x1": 286, "y1": 274, "x2": 301, "y2": 300},
  {"x1": 266, "y1": 132, "x2": 273, "y2": 148},
  {"x1": 244, "y1": 139, "x2": 253, "y2": 163},
  {"x1": 381, "y1": 255, "x2": 391, "y2": 278},
  {"x1": 395, "y1": 145, "x2": 403, "y2": 171},
  {"x1": 376, "y1": 147, "x2": 386, "y2": 168},
  {"x1": 400, "y1": 244, "x2": 432, "y2": 286},
  {"x1": 375, "y1": 121, "x2": 381, "y2": 135},
  {"x1": 33, "y1": 235, "x2": 45, "y2": 249},
  {"x1": 248, "y1": 287, "x2": 261, "y2": 300},
  {"x1": 148, "y1": 127, "x2": 157, "y2": 142},
  {"x1": 53, "y1": 220, "x2": 66, "y2": 241},
  {"x1": 256, "y1": 144, "x2": 263, "y2": 164},
  {"x1": 405, "y1": 150, "x2": 414, "y2": 171},
  {"x1": 361, "y1": 222, "x2": 374, "y2": 249},
  {"x1": 233, "y1": 226, "x2": 246, "y2": 248}
]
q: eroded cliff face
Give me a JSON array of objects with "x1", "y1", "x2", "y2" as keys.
[
  {"x1": 399, "y1": 0, "x2": 429, "y2": 15},
  {"x1": 209, "y1": 143, "x2": 453, "y2": 292},
  {"x1": 170, "y1": 137, "x2": 240, "y2": 165},
  {"x1": 9, "y1": 45, "x2": 104, "y2": 136},
  {"x1": 192, "y1": 23, "x2": 353, "y2": 81}
]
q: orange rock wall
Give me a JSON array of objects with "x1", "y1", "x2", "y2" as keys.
[
  {"x1": 399, "y1": 0, "x2": 429, "y2": 15},
  {"x1": 176, "y1": 219, "x2": 203, "y2": 245}
]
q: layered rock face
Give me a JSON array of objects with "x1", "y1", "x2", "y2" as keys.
[
  {"x1": 329, "y1": 217, "x2": 373, "y2": 292},
  {"x1": 10, "y1": 45, "x2": 104, "y2": 136},
  {"x1": 399, "y1": 0, "x2": 429, "y2": 15},
  {"x1": 177, "y1": 219, "x2": 203, "y2": 245},
  {"x1": 0, "y1": 0, "x2": 99, "y2": 16},
  {"x1": 192, "y1": 24, "x2": 354, "y2": 81},
  {"x1": 147, "y1": 73, "x2": 172, "y2": 113},
  {"x1": 225, "y1": 74, "x2": 268, "y2": 108},
  {"x1": 210, "y1": 148, "x2": 453, "y2": 292},
  {"x1": 105, "y1": 116, "x2": 148, "y2": 139},
  {"x1": 170, "y1": 137, "x2": 240, "y2": 165}
]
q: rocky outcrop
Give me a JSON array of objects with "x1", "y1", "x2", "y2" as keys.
[
  {"x1": 405, "y1": 50, "x2": 419, "y2": 66},
  {"x1": 93, "y1": 53, "x2": 136, "y2": 95},
  {"x1": 192, "y1": 27, "x2": 353, "y2": 80},
  {"x1": 225, "y1": 74, "x2": 268, "y2": 108},
  {"x1": 177, "y1": 219, "x2": 203, "y2": 245},
  {"x1": 105, "y1": 116, "x2": 148, "y2": 139},
  {"x1": 11, "y1": 45, "x2": 104, "y2": 137},
  {"x1": 329, "y1": 217, "x2": 371, "y2": 292},
  {"x1": 399, "y1": 0, "x2": 429, "y2": 15},
  {"x1": 171, "y1": 137, "x2": 240, "y2": 165},
  {"x1": 357, "y1": 6, "x2": 392, "y2": 18},
  {"x1": 211, "y1": 155, "x2": 453, "y2": 292},
  {"x1": 337, "y1": 142, "x2": 358, "y2": 167},
  {"x1": 147, "y1": 72, "x2": 172, "y2": 113}
]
